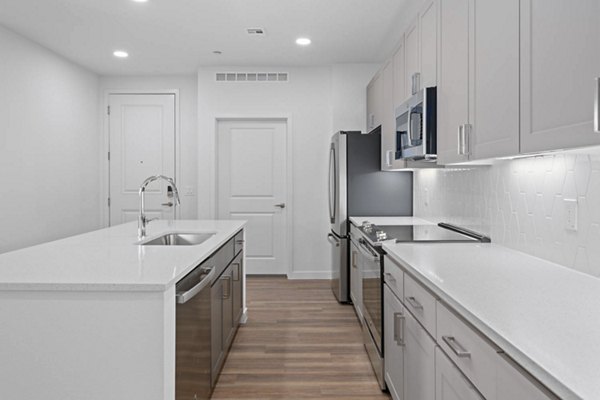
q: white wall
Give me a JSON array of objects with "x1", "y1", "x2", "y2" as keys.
[
  {"x1": 98, "y1": 75, "x2": 198, "y2": 220},
  {"x1": 0, "y1": 25, "x2": 100, "y2": 254},
  {"x1": 414, "y1": 148, "x2": 600, "y2": 277},
  {"x1": 197, "y1": 64, "x2": 377, "y2": 278}
]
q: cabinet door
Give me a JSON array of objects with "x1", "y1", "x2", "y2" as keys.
[
  {"x1": 384, "y1": 285, "x2": 405, "y2": 400},
  {"x1": 350, "y1": 239, "x2": 363, "y2": 321},
  {"x1": 232, "y1": 253, "x2": 243, "y2": 326},
  {"x1": 210, "y1": 280, "x2": 223, "y2": 386},
  {"x1": 222, "y1": 265, "x2": 235, "y2": 350},
  {"x1": 381, "y1": 59, "x2": 406, "y2": 170},
  {"x1": 405, "y1": 19, "x2": 420, "y2": 98},
  {"x1": 471, "y1": 0, "x2": 520, "y2": 160},
  {"x1": 437, "y1": 0, "x2": 470, "y2": 164},
  {"x1": 436, "y1": 347, "x2": 484, "y2": 400},
  {"x1": 367, "y1": 70, "x2": 384, "y2": 133},
  {"x1": 419, "y1": 0, "x2": 438, "y2": 89},
  {"x1": 393, "y1": 36, "x2": 406, "y2": 109},
  {"x1": 404, "y1": 307, "x2": 436, "y2": 400},
  {"x1": 520, "y1": 0, "x2": 600, "y2": 153},
  {"x1": 496, "y1": 354, "x2": 557, "y2": 400}
]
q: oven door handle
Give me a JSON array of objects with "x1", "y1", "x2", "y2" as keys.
[{"x1": 358, "y1": 238, "x2": 379, "y2": 262}]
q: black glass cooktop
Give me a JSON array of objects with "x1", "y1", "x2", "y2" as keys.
[{"x1": 359, "y1": 222, "x2": 490, "y2": 246}]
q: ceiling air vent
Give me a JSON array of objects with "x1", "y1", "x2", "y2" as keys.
[
  {"x1": 246, "y1": 28, "x2": 266, "y2": 36},
  {"x1": 215, "y1": 72, "x2": 289, "y2": 83}
]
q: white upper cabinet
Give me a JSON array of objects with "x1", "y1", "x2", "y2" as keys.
[
  {"x1": 520, "y1": 0, "x2": 600, "y2": 153},
  {"x1": 367, "y1": 69, "x2": 383, "y2": 133},
  {"x1": 437, "y1": 0, "x2": 520, "y2": 164},
  {"x1": 419, "y1": 0, "x2": 438, "y2": 89},
  {"x1": 405, "y1": 19, "x2": 420, "y2": 100},
  {"x1": 382, "y1": 55, "x2": 407, "y2": 171},
  {"x1": 393, "y1": 36, "x2": 406, "y2": 111},
  {"x1": 437, "y1": 0, "x2": 470, "y2": 164}
]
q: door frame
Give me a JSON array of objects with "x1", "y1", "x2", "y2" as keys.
[
  {"x1": 213, "y1": 115, "x2": 294, "y2": 278},
  {"x1": 101, "y1": 89, "x2": 181, "y2": 227}
]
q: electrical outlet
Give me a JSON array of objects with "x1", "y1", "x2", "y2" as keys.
[
  {"x1": 424, "y1": 188, "x2": 430, "y2": 207},
  {"x1": 564, "y1": 199, "x2": 578, "y2": 231},
  {"x1": 184, "y1": 186, "x2": 194, "y2": 196}
]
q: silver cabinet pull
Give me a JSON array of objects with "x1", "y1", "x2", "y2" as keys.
[
  {"x1": 161, "y1": 202, "x2": 174, "y2": 207},
  {"x1": 222, "y1": 275, "x2": 232, "y2": 299},
  {"x1": 352, "y1": 251, "x2": 358, "y2": 269},
  {"x1": 275, "y1": 203, "x2": 286, "y2": 209},
  {"x1": 386, "y1": 150, "x2": 394, "y2": 167},
  {"x1": 393, "y1": 312, "x2": 406, "y2": 346},
  {"x1": 442, "y1": 336, "x2": 471, "y2": 358},
  {"x1": 384, "y1": 272, "x2": 396, "y2": 283},
  {"x1": 595, "y1": 77, "x2": 600, "y2": 133},
  {"x1": 405, "y1": 296, "x2": 423, "y2": 310},
  {"x1": 232, "y1": 262, "x2": 241, "y2": 281},
  {"x1": 457, "y1": 125, "x2": 464, "y2": 155},
  {"x1": 463, "y1": 124, "x2": 472, "y2": 155}
]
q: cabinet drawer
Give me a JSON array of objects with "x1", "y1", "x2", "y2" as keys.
[
  {"x1": 437, "y1": 302, "x2": 499, "y2": 400},
  {"x1": 384, "y1": 256, "x2": 404, "y2": 301},
  {"x1": 403, "y1": 273, "x2": 436, "y2": 336}
]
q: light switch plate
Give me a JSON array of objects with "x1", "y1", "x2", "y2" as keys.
[{"x1": 564, "y1": 199, "x2": 578, "y2": 231}]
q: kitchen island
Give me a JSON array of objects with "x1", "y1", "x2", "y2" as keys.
[{"x1": 0, "y1": 220, "x2": 246, "y2": 400}]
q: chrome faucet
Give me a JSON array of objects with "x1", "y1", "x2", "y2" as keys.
[{"x1": 138, "y1": 175, "x2": 181, "y2": 239}]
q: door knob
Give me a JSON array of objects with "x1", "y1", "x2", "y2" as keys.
[{"x1": 274, "y1": 203, "x2": 286, "y2": 209}]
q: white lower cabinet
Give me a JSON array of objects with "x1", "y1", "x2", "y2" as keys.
[
  {"x1": 436, "y1": 347, "x2": 484, "y2": 400},
  {"x1": 404, "y1": 302, "x2": 436, "y2": 400},
  {"x1": 496, "y1": 354, "x2": 557, "y2": 400},
  {"x1": 384, "y1": 284, "x2": 404, "y2": 400}
]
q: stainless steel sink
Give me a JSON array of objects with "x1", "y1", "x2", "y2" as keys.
[{"x1": 140, "y1": 232, "x2": 216, "y2": 246}]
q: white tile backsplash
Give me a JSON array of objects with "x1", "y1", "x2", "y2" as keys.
[{"x1": 414, "y1": 149, "x2": 600, "y2": 277}]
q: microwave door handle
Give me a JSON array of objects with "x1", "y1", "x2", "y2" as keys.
[{"x1": 406, "y1": 105, "x2": 413, "y2": 147}]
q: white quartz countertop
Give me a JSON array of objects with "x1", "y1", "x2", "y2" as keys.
[
  {"x1": 349, "y1": 216, "x2": 434, "y2": 226},
  {"x1": 0, "y1": 220, "x2": 245, "y2": 292},
  {"x1": 382, "y1": 241, "x2": 600, "y2": 400}
]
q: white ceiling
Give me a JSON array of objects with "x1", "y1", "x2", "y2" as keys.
[{"x1": 0, "y1": 0, "x2": 409, "y2": 75}]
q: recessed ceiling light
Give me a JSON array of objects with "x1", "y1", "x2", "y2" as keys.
[
  {"x1": 113, "y1": 50, "x2": 129, "y2": 58},
  {"x1": 296, "y1": 37, "x2": 311, "y2": 46},
  {"x1": 131, "y1": 0, "x2": 148, "y2": 3}
]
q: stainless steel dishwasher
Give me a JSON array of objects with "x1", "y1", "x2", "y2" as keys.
[{"x1": 175, "y1": 260, "x2": 216, "y2": 400}]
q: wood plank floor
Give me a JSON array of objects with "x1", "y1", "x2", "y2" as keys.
[{"x1": 211, "y1": 276, "x2": 391, "y2": 400}]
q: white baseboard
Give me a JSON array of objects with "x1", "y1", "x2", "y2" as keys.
[{"x1": 287, "y1": 271, "x2": 333, "y2": 280}]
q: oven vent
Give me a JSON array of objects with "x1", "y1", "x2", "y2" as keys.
[{"x1": 215, "y1": 72, "x2": 289, "y2": 83}]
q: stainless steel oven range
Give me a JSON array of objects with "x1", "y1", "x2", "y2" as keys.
[{"x1": 356, "y1": 221, "x2": 490, "y2": 390}]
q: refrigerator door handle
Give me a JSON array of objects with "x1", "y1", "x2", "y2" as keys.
[{"x1": 328, "y1": 145, "x2": 337, "y2": 223}]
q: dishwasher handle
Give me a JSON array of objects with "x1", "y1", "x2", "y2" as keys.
[{"x1": 176, "y1": 266, "x2": 216, "y2": 304}]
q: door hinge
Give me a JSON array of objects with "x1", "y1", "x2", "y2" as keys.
[
  {"x1": 107, "y1": 198, "x2": 111, "y2": 207},
  {"x1": 107, "y1": 105, "x2": 111, "y2": 115}
]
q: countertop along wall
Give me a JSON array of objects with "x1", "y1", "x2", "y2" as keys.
[
  {"x1": 0, "y1": 25, "x2": 101, "y2": 254},
  {"x1": 414, "y1": 148, "x2": 600, "y2": 277},
  {"x1": 98, "y1": 75, "x2": 199, "y2": 220},
  {"x1": 197, "y1": 64, "x2": 378, "y2": 278}
]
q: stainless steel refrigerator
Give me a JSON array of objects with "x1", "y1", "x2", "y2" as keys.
[{"x1": 327, "y1": 130, "x2": 412, "y2": 303}]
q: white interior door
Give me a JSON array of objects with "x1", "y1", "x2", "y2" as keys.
[
  {"x1": 108, "y1": 94, "x2": 176, "y2": 226},
  {"x1": 217, "y1": 119, "x2": 288, "y2": 275}
]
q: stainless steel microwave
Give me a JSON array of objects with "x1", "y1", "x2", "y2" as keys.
[{"x1": 395, "y1": 87, "x2": 437, "y2": 161}]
